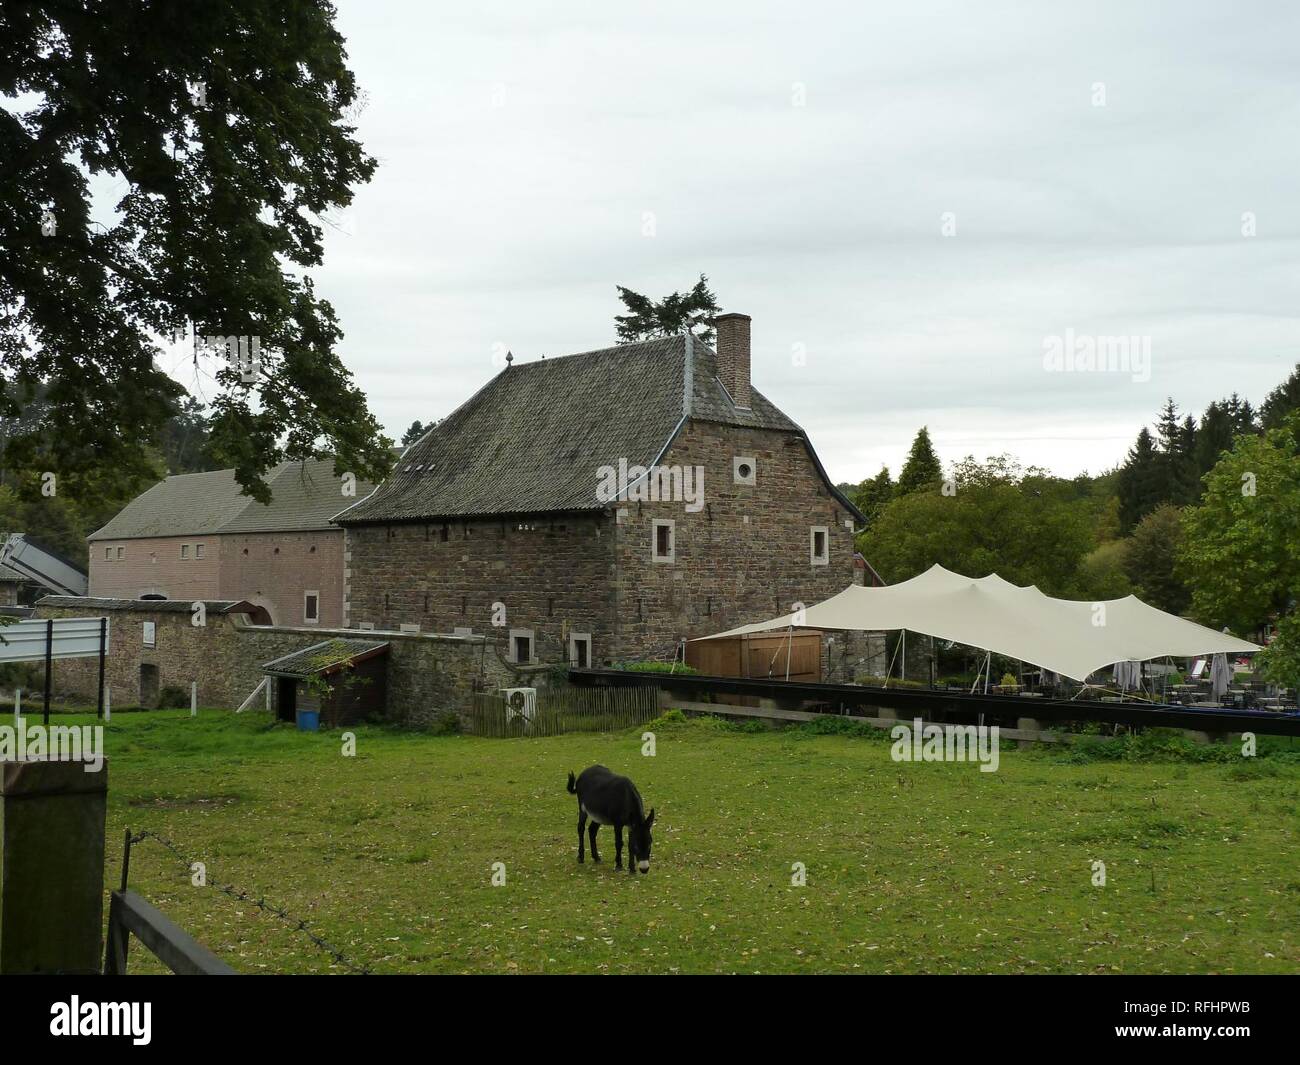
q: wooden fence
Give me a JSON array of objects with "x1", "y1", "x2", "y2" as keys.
[{"x1": 466, "y1": 684, "x2": 660, "y2": 738}]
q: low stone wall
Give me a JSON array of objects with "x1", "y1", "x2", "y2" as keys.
[{"x1": 34, "y1": 600, "x2": 538, "y2": 728}]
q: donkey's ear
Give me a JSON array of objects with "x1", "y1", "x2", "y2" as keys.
[{"x1": 645, "y1": 808, "x2": 655, "y2": 827}]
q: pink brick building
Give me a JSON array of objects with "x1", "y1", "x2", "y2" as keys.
[{"x1": 88, "y1": 459, "x2": 372, "y2": 627}]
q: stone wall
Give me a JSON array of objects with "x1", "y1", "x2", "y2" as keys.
[
  {"x1": 342, "y1": 418, "x2": 863, "y2": 665},
  {"x1": 344, "y1": 515, "x2": 616, "y2": 666},
  {"x1": 611, "y1": 420, "x2": 859, "y2": 659},
  {"x1": 34, "y1": 600, "x2": 529, "y2": 728}
]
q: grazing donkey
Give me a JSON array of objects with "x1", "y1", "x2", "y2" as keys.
[{"x1": 567, "y1": 766, "x2": 655, "y2": 874}]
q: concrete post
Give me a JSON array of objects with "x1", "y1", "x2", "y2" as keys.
[
  {"x1": 0, "y1": 759, "x2": 108, "y2": 974},
  {"x1": 1016, "y1": 717, "x2": 1043, "y2": 749}
]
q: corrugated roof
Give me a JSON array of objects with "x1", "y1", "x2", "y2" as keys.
[
  {"x1": 262, "y1": 638, "x2": 389, "y2": 678},
  {"x1": 88, "y1": 459, "x2": 375, "y2": 541},
  {"x1": 335, "y1": 334, "x2": 848, "y2": 524}
]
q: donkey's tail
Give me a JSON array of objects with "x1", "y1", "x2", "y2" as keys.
[{"x1": 566, "y1": 771, "x2": 577, "y2": 794}]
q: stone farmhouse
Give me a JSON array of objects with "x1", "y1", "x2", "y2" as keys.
[
  {"x1": 336, "y1": 313, "x2": 868, "y2": 666},
  {"x1": 88, "y1": 458, "x2": 373, "y2": 627}
]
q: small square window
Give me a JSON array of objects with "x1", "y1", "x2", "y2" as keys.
[
  {"x1": 194, "y1": 543, "x2": 204, "y2": 559},
  {"x1": 810, "y1": 526, "x2": 829, "y2": 566},
  {"x1": 652, "y1": 519, "x2": 675, "y2": 563},
  {"x1": 116, "y1": 546, "x2": 124, "y2": 559},
  {"x1": 104, "y1": 547, "x2": 112, "y2": 561},
  {"x1": 509, "y1": 628, "x2": 534, "y2": 664},
  {"x1": 304, "y1": 591, "x2": 320, "y2": 623},
  {"x1": 180, "y1": 544, "x2": 190, "y2": 559},
  {"x1": 570, "y1": 632, "x2": 592, "y2": 668}
]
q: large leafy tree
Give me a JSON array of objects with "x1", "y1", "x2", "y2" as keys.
[
  {"x1": 614, "y1": 275, "x2": 720, "y2": 346},
  {"x1": 0, "y1": 0, "x2": 392, "y2": 503},
  {"x1": 895, "y1": 427, "x2": 942, "y2": 496},
  {"x1": 851, "y1": 465, "x2": 893, "y2": 528},
  {"x1": 1178, "y1": 415, "x2": 1300, "y2": 634},
  {"x1": 861, "y1": 454, "x2": 1095, "y2": 597},
  {"x1": 1122, "y1": 503, "x2": 1189, "y2": 614}
]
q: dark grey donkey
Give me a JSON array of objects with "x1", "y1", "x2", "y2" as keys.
[{"x1": 567, "y1": 765, "x2": 655, "y2": 874}]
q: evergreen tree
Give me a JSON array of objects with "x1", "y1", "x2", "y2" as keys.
[
  {"x1": 1261, "y1": 363, "x2": 1300, "y2": 430},
  {"x1": 401, "y1": 420, "x2": 426, "y2": 446},
  {"x1": 1194, "y1": 400, "x2": 1237, "y2": 482},
  {"x1": 1116, "y1": 427, "x2": 1164, "y2": 532},
  {"x1": 896, "y1": 428, "x2": 943, "y2": 496},
  {"x1": 614, "y1": 275, "x2": 721, "y2": 345}
]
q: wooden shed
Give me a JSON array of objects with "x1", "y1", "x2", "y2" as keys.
[
  {"x1": 262, "y1": 638, "x2": 389, "y2": 728},
  {"x1": 686, "y1": 630, "x2": 822, "y2": 682}
]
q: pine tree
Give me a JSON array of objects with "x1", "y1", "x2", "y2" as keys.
[
  {"x1": 896, "y1": 428, "x2": 943, "y2": 496},
  {"x1": 1261, "y1": 364, "x2": 1300, "y2": 429},
  {"x1": 1116, "y1": 427, "x2": 1164, "y2": 532},
  {"x1": 614, "y1": 275, "x2": 721, "y2": 345}
]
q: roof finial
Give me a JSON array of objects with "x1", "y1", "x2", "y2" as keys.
[{"x1": 505, "y1": 350, "x2": 513, "y2": 367}]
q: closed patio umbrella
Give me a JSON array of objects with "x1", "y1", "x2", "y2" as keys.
[{"x1": 1210, "y1": 652, "x2": 1232, "y2": 702}]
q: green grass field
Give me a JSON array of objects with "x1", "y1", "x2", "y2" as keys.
[{"x1": 78, "y1": 709, "x2": 1300, "y2": 974}]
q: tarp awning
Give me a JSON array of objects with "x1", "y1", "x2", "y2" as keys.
[{"x1": 699, "y1": 565, "x2": 1258, "y2": 682}]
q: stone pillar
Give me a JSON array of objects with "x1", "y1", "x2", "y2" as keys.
[{"x1": 0, "y1": 759, "x2": 108, "y2": 974}]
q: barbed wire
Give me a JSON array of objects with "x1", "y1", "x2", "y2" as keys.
[{"x1": 127, "y1": 828, "x2": 373, "y2": 975}]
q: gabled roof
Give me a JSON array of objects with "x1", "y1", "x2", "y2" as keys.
[
  {"x1": 88, "y1": 459, "x2": 375, "y2": 541},
  {"x1": 336, "y1": 334, "x2": 863, "y2": 524},
  {"x1": 262, "y1": 638, "x2": 389, "y2": 679}
]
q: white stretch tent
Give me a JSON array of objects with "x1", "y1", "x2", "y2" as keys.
[{"x1": 701, "y1": 565, "x2": 1258, "y2": 683}]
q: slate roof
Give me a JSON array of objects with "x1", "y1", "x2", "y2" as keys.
[
  {"x1": 261, "y1": 638, "x2": 390, "y2": 678},
  {"x1": 0, "y1": 561, "x2": 31, "y2": 583},
  {"x1": 88, "y1": 459, "x2": 374, "y2": 541},
  {"x1": 336, "y1": 334, "x2": 862, "y2": 524},
  {"x1": 37, "y1": 595, "x2": 257, "y2": 614}
]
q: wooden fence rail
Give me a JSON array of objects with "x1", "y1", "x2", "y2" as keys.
[{"x1": 466, "y1": 684, "x2": 660, "y2": 738}]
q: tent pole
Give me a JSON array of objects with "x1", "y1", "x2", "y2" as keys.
[{"x1": 785, "y1": 625, "x2": 793, "y2": 682}]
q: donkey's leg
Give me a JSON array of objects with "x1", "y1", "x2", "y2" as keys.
[
  {"x1": 577, "y1": 808, "x2": 587, "y2": 863},
  {"x1": 614, "y1": 824, "x2": 624, "y2": 870},
  {"x1": 588, "y1": 821, "x2": 601, "y2": 862}
]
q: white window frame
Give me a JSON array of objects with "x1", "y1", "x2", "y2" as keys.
[
  {"x1": 652, "y1": 518, "x2": 675, "y2": 563},
  {"x1": 509, "y1": 627, "x2": 535, "y2": 664},
  {"x1": 104, "y1": 546, "x2": 112, "y2": 561},
  {"x1": 142, "y1": 621, "x2": 156, "y2": 648},
  {"x1": 810, "y1": 525, "x2": 829, "y2": 566},
  {"x1": 303, "y1": 589, "x2": 320, "y2": 624},
  {"x1": 116, "y1": 546, "x2": 124, "y2": 559},
  {"x1": 569, "y1": 632, "x2": 592, "y2": 668},
  {"x1": 195, "y1": 543, "x2": 205, "y2": 559},
  {"x1": 733, "y1": 456, "x2": 757, "y2": 486},
  {"x1": 180, "y1": 543, "x2": 190, "y2": 559}
]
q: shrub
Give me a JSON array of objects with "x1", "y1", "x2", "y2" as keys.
[
  {"x1": 617, "y1": 661, "x2": 697, "y2": 675},
  {"x1": 645, "y1": 708, "x2": 688, "y2": 729},
  {"x1": 428, "y1": 709, "x2": 461, "y2": 735},
  {"x1": 854, "y1": 674, "x2": 924, "y2": 689},
  {"x1": 158, "y1": 685, "x2": 189, "y2": 709}
]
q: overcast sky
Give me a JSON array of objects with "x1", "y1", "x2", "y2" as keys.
[{"x1": 295, "y1": 0, "x2": 1298, "y2": 483}]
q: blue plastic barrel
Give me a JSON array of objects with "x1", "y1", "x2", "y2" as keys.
[{"x1": 296, "y1": 709, "x2": 320, "y2": 732}]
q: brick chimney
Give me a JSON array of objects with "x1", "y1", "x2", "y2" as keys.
[{"x1": 714, "y1": 312, "x2": 752, "y2": 409}]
